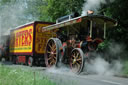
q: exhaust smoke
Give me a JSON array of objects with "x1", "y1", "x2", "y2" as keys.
[
  {"x1": 0, "y1": 0, "x2": 38, "y2": 36},
  {"x1": 0, "y1": 0, "x2": 38, "y2": 49},
  {"x1": 81, "y1": 0, "x2": 115, "y2": 16}
]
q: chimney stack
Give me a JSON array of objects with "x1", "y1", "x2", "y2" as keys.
[{"x1": 87, "y1": 10, "x2": 94, "y2": 15}]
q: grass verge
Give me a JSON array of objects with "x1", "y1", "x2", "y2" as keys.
[
  {"x1": 122, "y1": 61, "x2": 128, "y2": 76},
  {"x1": 0, "y1": 65, "x2": 56, "y2": 85}
]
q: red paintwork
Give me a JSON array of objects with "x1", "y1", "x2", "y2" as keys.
[
  {"x1": 76, "y1": 18, "x2": 82, "y2": 23},
  {"x1": 18, "y1": 56, "x2": 26, "y2": 63},
  {"x1": 77, "y1": 42, "x2": 82, "y2": 48},
  {"x1": 94, "y1": 38, "x2": 103, "y2": 44}
]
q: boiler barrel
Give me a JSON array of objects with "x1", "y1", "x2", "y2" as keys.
[{"x1": 56, "y1": 12, "x2": 79, "y2": 23}]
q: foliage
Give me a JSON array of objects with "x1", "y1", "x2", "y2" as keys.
[
  {"x1": 122, "y1": 61, "x2": 128, "y2": 75},
  {"x1": 97, "y1": 0, "x2": 128, "y2": 55},
  {"x1": 25, "y1": 0, "x2": 50, "y2": 21},
  {"x1": 103, "y1": 0, "x2": 128, "y2": 41},
  {"x1": 0, "y1": 65, "x2": 56, "y2": 85},
  {"x1": 44, "y1": 0, "x2": 85, "y2": 21},
  {"x1": 97, "y1": 40, "x2": 110, "y2": 51}
]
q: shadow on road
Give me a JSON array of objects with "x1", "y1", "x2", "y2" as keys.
[{"x1": 0, "y1": 61, "x2": 13, "y2": 65}]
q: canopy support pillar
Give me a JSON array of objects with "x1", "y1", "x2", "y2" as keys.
[
  {"x1": 104, "y1": 22, "x2": 106, "y2": 39},
  {"x1": 89, "y1": 20, "x2": 93, "y2": 38}
]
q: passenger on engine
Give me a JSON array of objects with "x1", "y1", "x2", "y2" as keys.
[{"x1": 80, "y1": 36, "x2": 93, "y2": 52}]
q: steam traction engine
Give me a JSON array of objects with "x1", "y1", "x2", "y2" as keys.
[{"x1": 44, "y1": 12, "x2": 117, "y2": 74}]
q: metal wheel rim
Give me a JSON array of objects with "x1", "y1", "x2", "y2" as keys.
[
  {"x1": 45, "y1": 39, "x2": 58, "y2": 67},
  {"x1": 70, "y1": 48, "x2": 84, "y2": 74}
]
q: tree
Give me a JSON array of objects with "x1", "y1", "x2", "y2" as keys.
[
  {"x1": 106, "y1": 0, "x2": 128, "y2": 43},
  {"x1": 44, "y1": 0, "x2": 85, "y2": 21},
  {"x1": 0, "y1": 0, "x2": 47, "y2": 34},
  {"x1": 99, "y1": 0, "x2": 128, "y2": 54}
]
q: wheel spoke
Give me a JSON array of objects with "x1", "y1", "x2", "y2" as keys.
[
  {"x1": 47, "y1": 51, "x2": 51, "y2": 54},
  {"x1": 72, "y1": 61, "x2": 75, "y2": 65},
  {"x1": 53, "y1": 56, "x2": 56, "y2": 60},
  {"x1": 52, "y1": 48, "x2": 56, "y2": 52},
  {"x1": 49, "y1": 42, "x2": 56, "y2": 53},
  {"x1": 50, "y1": 59, "x2": 54, "y2": 65},
  {"x1": 48, "y1": 57, "x2": 53, "y2": 60},
  {"x1": 73, "y1": 55, "x2": 76, "y2": 59},
  {"x1": 77, "y1": 58, "x2": 82, "y2": 61},
  {"x1": 51, "y1": 42, "x2": 56, "y2": 50},
  {"x1": 77, "y1": 61, "x2": 82, "y2": 64},
  {"x1": 49, "y1": 53, "x2": 52, "y2": 57},
  {"x1": 52, "y1": 56, "x2": 56, "y2": 60},
  {"x1": 48, "y1": 44, "x2": 52, "y2": 49},
  {"x1": 76, "y1": 62, "x2": 80, "y2": 68},
  {"x1": 51, "y1": 59, "x2": 56, "y2": 65},
  {"x1": 53, "y1": 52, "x2": 57, "y2": 55},
  {"x1": 76, "y1": 52, "x2": 80, "y2": 59},
  {"x1": 50, "y1": 61, "x2": 52, "y2": 65},
  {"x1": 52, "y1": 44, "x2": 56, "y2": 50},
  {"x1": 73, "y1": 52, "x2": 75, "y2": 56},
  {"x1": 72, "y1": 53, "x2": 75, "y2": 58}
]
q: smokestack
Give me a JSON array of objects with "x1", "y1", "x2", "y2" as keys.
[{"x1": 87, "y1": 10, "x2": 94, "y2": 15}]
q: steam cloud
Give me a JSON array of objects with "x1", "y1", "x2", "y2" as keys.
[
  {"x1": 85, "y1": 56, "x2": 122, "y2": 76},
  {"x1": 47, "y1": 43, "x2": 123, "y2": 76},
  {"x1": 81, "y1": 0, "x2": 115, "y2": 16},
  {"x1": 0, "y1": 0, "x2": 38, "y2": 35},
  {"x1": 0, "y1": 0, "x2": 37, "y2": 43},
  {"x1": 46, "y1": 63, "x2": 72, "y2": 75},
  {"x1": 84, "y1": 42, "x2": 123, "y2": 76}
]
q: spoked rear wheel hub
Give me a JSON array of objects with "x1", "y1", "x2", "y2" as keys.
[{"x1": 45, "y1": 38, "x2": 62, "y2": 67}]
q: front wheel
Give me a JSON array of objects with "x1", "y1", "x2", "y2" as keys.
[{"x1": 70, "y1": 48, "x2": 84, "y2": 74}]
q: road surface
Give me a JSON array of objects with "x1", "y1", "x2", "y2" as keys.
[{"x1": 1, "y1": 62, "x2": 128, "y2": 85}]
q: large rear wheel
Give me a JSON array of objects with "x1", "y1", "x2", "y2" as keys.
[
  {"x1": 45, "y1": 38, "x2": 62, "y2": 67},
  {"x1": 70, "y1": 48, "x2": 84, "y2": 74}
]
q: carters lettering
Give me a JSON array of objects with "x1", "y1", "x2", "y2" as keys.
[{"x1": 15, "y1": 28, "x2": 32, "y2": 47}]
